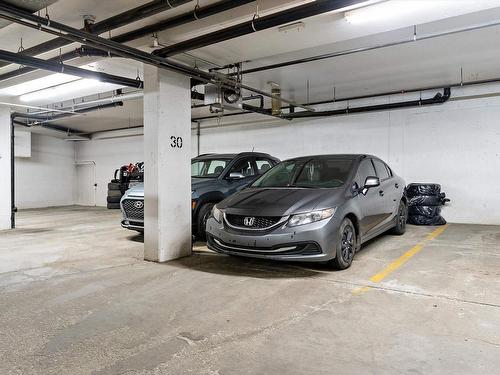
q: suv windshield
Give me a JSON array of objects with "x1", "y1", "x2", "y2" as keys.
[
  {"x1": 252, "y1": 158, "x2": 353, "y2": 188},
  {"x1": 191, "y1": 159, "x2": 230, "y2": 178}
]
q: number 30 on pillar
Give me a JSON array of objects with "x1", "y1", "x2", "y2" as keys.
[{"x1": 170, "y1": 136, "x2": 183, "y2": 148}]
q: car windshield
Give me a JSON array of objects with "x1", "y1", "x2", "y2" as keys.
[
  {"x1": 191, "y1": 159, "x2": 231, "y2": 178},
  {"x1": 252, "y1": 158, "x2": 353, "y2": 188}
]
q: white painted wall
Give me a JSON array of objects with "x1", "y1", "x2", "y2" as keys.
[
  {"x1": 15, "y1": 133, "x2": 76, "y2": 209},
  {"x1": 75, "y1": 135, "x2": 143, "y2": 207},
  {"x1": 193, "y1": 86, "x2": 500, "y2": 225},
  {"x1": 72, "y1": 84, "x2": 500, "y2": 225}
]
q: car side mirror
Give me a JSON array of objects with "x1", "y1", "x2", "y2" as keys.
[
  {"x1": 362, "y1": 176, "x2": 380, "y2": 195},
  {"x1": 228, "y1": 172, "x2": 245, "y2": 180}
]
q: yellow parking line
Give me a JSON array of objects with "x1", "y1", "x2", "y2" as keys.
[{"x1": 353, "y1": 225, "x2": 448, "y2": 295}]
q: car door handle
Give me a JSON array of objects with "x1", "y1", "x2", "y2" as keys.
[
  {"x1": 395, "y1": 183, "x2": 399, "y2": 189},
  {"x1": 379, "y1": 190, "x2": 384, "y2": 197}
]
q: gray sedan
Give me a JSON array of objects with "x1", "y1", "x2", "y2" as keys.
[{"x1": 205, "y1": 154, "x2": 407, "y2": 269}]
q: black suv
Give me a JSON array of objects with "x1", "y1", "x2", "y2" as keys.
[{"x1": 120, "y1": 152, "x2": 280, "y2": 238}]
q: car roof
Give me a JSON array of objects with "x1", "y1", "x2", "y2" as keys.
[
  {"x1": 282, "y1": 154, "x2": 370, "y2": 162},
  {"x1": 193, "y1": 152, "x2": 276, "y2": 160}
]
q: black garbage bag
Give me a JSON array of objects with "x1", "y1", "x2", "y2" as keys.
[
  {"x1": 406, "y1": 183, "x2": 441, "y2": 197},
  {"x1": 406, "y1": 183, "x2": 449, "y2": 226},
  {"x1": 408, "y1": 192, "x2": 450, "y2": 207},
  {"x1": 408, "y1": 205, "x2": 442, "y2": 217},
  {"x1": 407, "y1": 215, "x2": 447, "y2": 226}
]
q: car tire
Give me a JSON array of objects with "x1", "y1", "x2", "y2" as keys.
[
  {"x1": 107, "y1": 196, "x2": 121, "y2": 203},
  {"x1": 391, "y1": 200, "x2": 407, "y2": 235},
  {"x1": 107, "y1": 202, "x2": 120, "y2": 209},
  {"x1": 108, "y1": 182, "x2": 122, "y2": 190},
  {"x1": 107, "y1": 190, "x2": 122, "y2": 197},
  {"x1": 330, "y1": 218, "x2": 357, "y2": 270},
  {"x1": 196, "y1": 203, "x2": 215, "y2": 241}
]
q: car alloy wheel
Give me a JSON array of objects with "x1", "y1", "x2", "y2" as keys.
[
  {"x1": 341, "y1": 225, "x2": 355, "y2": 263},
  {"x1": 398, "y1": 202, "x2": 407, "y2": 230}
]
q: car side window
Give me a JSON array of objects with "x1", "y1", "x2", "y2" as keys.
[
  {"x1": 385, "y1": 163, "x2": 393, "y2": 177},
  {"x1": 355, "y1": 159, "x2": 377, "y2": 188},
  {"x1": 255, "y1": 158, "x2": 273, "y2": 175},
  {"x1": 229, "y1": 158, "x2": 255, "y2": 177},
  {"x1": 372, "y1": 159, "x2": 391, "y2": 180}
]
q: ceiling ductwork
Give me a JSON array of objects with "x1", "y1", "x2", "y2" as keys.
[{"x1": 0, "y1": 0, "x2": 255, "y2": 82}]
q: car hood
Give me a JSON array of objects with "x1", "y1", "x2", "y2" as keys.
[
  {"x1": 124, "y1": 182, "x2": 144, "y2": 198},
  {"x1": 217, "y1": 187, "x2": 345, "y2": 217}
]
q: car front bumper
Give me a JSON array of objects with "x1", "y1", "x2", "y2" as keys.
[
  {"x1": 121, "y1": 219, "x2": 144, "y2": 232},
  {"x1": 205, "y1": 215, "x2": 341, "y2": 262}
]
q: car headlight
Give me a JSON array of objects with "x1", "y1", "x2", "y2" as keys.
[
  {"x1": 287, "y1": 207, "x2": 336, "y2": 227},
  {"x1": 212, "y1": 205, "x2": 223, "y2": 223}
]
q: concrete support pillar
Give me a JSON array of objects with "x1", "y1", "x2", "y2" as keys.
[
  {"x1": 143, "y1": 66, "x2": 192, "y2": 262},
  {"x1": 0, "y1": 107, "x2": 12, "y2": 230}
]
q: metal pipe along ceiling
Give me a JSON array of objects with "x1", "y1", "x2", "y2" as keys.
[
  {"x1": 12, "y1": 101, "x2": 124, "y2": 123},
  {"x1": 0, "y1": 49, "x2": 143, "y2": 88},
  {"x1": 0, "y1": 0, "x2": 193, "y2": 70},
  {"x1": 238, "y1": 20, "x2": 500, "y2": 75},
  {"x1": 282, "y1": 88, "x2": 451, "y2": 119},
  {"x1": 153, "y1": 0, "x2": 364, "y2": 57},
  {"x1": 192, "y1": 88, "x2": 451, "y2": 122},
  {"x1": 0, "y1": 0, "x2": 255, "y2": 82},
  {"x1": 0, "y1": 2, "x2": 315, "y2": 112}
]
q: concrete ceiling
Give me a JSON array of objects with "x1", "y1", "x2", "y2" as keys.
[{"x1": 2, "y1": 0, "x2": 500, "y2": 134}]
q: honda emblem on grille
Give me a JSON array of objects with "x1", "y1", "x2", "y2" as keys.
[
  {"x1": 243, "y1": 217, "x2": 255, "y2": 227},
  {"x1": 134, "y1": 201, "x2": 144, "y2": 209}
]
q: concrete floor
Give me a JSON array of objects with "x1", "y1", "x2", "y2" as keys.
[{"x1": 1, "y1": 206, "x2": 499, "y2": 374}]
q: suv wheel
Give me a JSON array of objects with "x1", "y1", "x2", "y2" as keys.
[
  {"x1": 196, "y1": 203, "x2": 215, "y2": 241},
  {"x1": 391, "y1": 200, "x2": 407, "y2": 235},
  {"x1": 330, "y1": 218, "x2": 357, "y2": 270}
]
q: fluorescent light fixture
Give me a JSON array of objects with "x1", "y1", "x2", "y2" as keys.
[
  {"x1": 0, "y1": 73, "x2": 80, "y2": 97},
  {"x1": 20, "y1": 78, "x2": 101, "y2": 102},
  {"x1": 344, "y1": 0, "x2": 433, "y2": 24}
]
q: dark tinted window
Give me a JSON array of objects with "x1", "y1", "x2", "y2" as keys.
[
  {"x1": 385, "y1": 164, "x2": 393, "y2": 177},
  {"x1": 252, "y1": 161, "x2": 298, "y2": 187},
  {"x1": 295, "y1": 159, "x2": 352, "y2": 188},
  {"x1": 229, "y1": 158, "x2": 255, "y2": 177},
  {"x1": 356, "y1": 159, "x2": 377, "y2": 188},
  {"x1": 255, "y1": 158, "x2": 274, "y2": 175},
  {"x1": 373, "y1": 159, "x2": 390, "y2": 180},
  {"x1": 252, "y1": 158, "x2": 353, "y2": 188}
]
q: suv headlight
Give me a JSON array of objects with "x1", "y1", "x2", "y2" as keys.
[
  {"x1": 212, "y1": 205, "x2": 223, "y2": 223},
  {"x1": 288, "y1": 208, "x2": 336, "y2": 227}
]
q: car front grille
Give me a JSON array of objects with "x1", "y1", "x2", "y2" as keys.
[
  {"x1": 122, "y1": 199, "x2": 144, "y2": 221},
  {"x1": 207, "y1": 235, "x2": 322, "y2": 256},
  {"x1": 225, "y1": 214, "x2": 282, "y2": 230}
]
